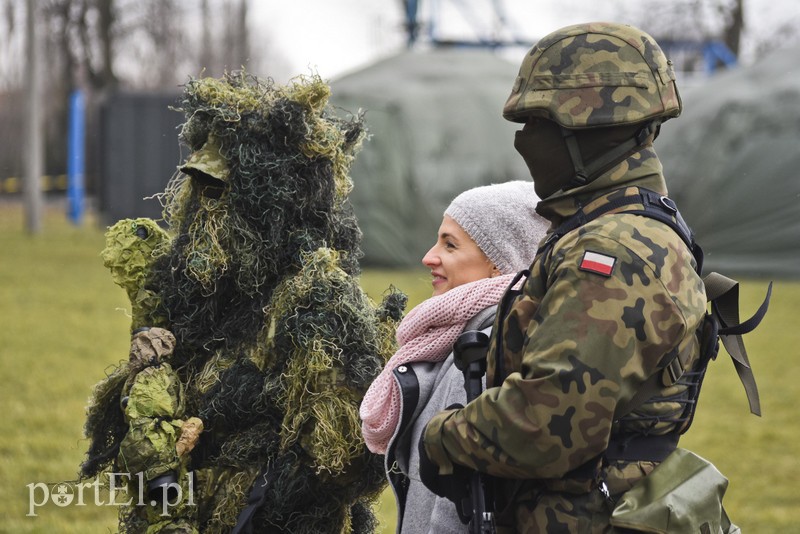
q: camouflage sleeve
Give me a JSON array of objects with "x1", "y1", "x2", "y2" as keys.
[{"x1": 423, "y1": 223, "x2": 702, "y2": 479}]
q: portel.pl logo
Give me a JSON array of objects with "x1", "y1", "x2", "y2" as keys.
[{"x1": 27, "y1": 472, "x2": 194, "y2": 517}]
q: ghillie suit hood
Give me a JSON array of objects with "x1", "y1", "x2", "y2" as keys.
[
  {"x1": 82, "y1": 72, "x2": 406, "y2": 534},
  {"x1": 157, "y1": 73, "x2": 368, "y2": 369}
]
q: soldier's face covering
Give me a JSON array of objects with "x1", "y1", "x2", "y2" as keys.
[
  {"x1": 422, "y1": 215, "x2": 496, "y2": 296},
  {"x1": 515, "y1": 119, "x2": 650, "y2": 199},
  {"x1": 514, "y1": 118, "x2": 574, "y2": 199}
]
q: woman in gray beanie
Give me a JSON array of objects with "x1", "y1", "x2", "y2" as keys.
[{"x1": 361, "y1": 180, "x2": 548, "y2": 533}]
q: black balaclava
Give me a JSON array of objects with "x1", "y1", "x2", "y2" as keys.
[{"x1": 514, "y1": 117, "x2": 653, "y2": 199}]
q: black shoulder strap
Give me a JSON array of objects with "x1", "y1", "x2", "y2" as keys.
[
  {"x1": 538, "y1": 188, "x2": 703, "y2": 273},
  {"x1": 492, "y1": 270, "x2": 530, "y2": 388},
  {"x1": 537, "y1": 189, "x2": 704, "y2": 290},
  {"x1": 231, "y1": 463, "x2": 273, "y2": 534}
]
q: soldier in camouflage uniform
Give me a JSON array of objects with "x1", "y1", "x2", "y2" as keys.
[{"x1": 418, "y1": 23, "x2": 712, "y2": 532}]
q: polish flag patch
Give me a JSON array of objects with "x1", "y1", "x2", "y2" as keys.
[{"x1": 579, "y1": 251, "x2": 616, "y2": 276}]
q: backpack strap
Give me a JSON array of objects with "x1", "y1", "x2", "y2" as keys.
[
  {"x1": 491, "y1": 269, "x2": 531, "y2": 388},
  {"x1": 537, "y1": 188, "x2": 704, "y2": 274},
  {"x1": 464, "y1": 304, "x2": 498, "y2": 333},
  {"x1": 231, "y1": 463, "x2": 274, "y2": 534},
  {"x1": 703, "y1": 272, "x2": 772, "y2": 416}
]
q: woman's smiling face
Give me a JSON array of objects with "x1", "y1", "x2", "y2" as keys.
[{"x1": 422, "y1": 215, "x2": 496, "y2": 296}]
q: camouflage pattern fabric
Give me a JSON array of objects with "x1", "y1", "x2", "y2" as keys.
[
  {"x1": 117, "y1": 330, "x2": 199, "y2": 532},
  {"x1": 421, "y1": 146, "x2": 707, "y2": 531},
  {"x1": 179, "y1": 134, "x2": 230, "y2": 184},
  {"x1": 101, "y1": 218, "x2": 170, "y2": 331},
  {"x1": 82, "y1": 73, "x2": 404, "y2": 534},
  {"x1": 503, "y1": 22, "x2": 682, "y2": 128}
]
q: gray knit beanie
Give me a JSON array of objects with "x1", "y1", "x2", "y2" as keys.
[{"x1": 444, "y1": 181, "x2": 548, "y2": 274}]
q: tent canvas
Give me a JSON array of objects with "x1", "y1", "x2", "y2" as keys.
[
  {"x1": 332, "y1": 45, "x2": 800, "y2": 278},
  {"x1": 658, "y1": 45, "x2": 800, "y2": 279},
  {"x1": 331, "y1": 48, "x2": 532, "y2": 268}
]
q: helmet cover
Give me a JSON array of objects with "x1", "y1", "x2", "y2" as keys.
[{"x1": 503, "y1": 22, "x2": 682, "y2": 128}]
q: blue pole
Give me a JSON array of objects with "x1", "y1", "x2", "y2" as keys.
[{"x1": 67, "y1": 90, "x2": 85, "y2": 225}]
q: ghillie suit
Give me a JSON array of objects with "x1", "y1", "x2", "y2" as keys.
[{"x1": 82, "y1": 72, "x2": 406, "y2": 533}]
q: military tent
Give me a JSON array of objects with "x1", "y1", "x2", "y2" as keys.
[
  {"x1": 331, "y1": 48, "x2": 531, "y2": 268},
  {"x1": 333, "y1": 45, "x2": 800, "y2": 278},
  {"x1": 656, "y1": 45, "x2": 800, "y2": 279}
]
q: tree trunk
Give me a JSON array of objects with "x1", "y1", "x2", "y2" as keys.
[
  {"x1": 96, "y1": 0, "x2": 117, "y2": 89},
  {"x1": 723, "y1": 0, "x2": 744, "y2": 56},
  {"x1": 237, "y1": 0, "x2": 249, "y2": 68},
  {"x1": 200, "y1": 0, "x2": 214, "y2": 73}
]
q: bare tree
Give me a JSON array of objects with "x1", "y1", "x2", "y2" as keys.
[
  {"x1": 116, "y1": 0, "x2": 192, "y2": 88},
  {"x1": 0, "y1": 0, "x2": 21, "y2": 90},
  {"x1": 199, "y1": 0, "x2": 213, "y2": 75},
  {"x1": 723, "y1": 0, "x2": 744, "y2": 55},
  {"x1": 602, "y1": 0, "x2": 748, "y2": 73},
  {"x1": 0, "y1": 0, "x2": 302, "y2": 201},
  {"x1": 92, "y1": 0, "x2": 117, "y2": 89},
  {"x1": 220, "y1": 0, "x2": 251, "y2": 74},
  {"x1": 37, "y1": 0, "x2": 119, "y2": 90}
]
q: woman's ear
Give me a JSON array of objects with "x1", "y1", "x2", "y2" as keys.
[{"x1": 490, "y1": 265, "x2": 501, "y2": 277}]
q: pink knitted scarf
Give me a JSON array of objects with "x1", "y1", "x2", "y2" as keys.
[{"x1": 360, "y1": 273, "x2": 516, "y2": 454}]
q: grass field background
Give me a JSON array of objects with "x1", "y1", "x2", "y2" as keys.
[{"x1": 1, "y1": 202, "x2": 797, "y2": 533}]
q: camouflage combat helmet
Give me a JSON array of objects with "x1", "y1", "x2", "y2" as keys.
[
  {"x1": 503, "y1": 22, "x2": 682, "y2": 128},
  {"x1": 179, "y1": 133, "x2": 230, "y2": 198},
  {"x1": 179, "y1": 134, "x2": 229, "y2": 183}
]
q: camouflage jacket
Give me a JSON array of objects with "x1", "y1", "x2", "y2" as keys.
[{"x1": 421, "y1": 147, "x2": 707, "y2": 530}]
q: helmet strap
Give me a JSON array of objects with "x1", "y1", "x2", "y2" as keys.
[
  {"x1": 561, "y1": 120, "x2": 661, "y2": 191},
  {"x1": 561, "y1": 127, "x2": 589, "y2": 190}
]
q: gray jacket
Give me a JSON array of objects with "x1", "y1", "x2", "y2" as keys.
[{"x1": 385, "y1": 307, "x2": 495, "y2": 534}]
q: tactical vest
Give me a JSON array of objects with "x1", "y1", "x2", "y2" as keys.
[{"x1": 511, "y1": 187, "x2": 771, "y2": 463}]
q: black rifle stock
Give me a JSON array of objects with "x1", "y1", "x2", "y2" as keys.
[{"x1": 453, "y1": 330, "x2": 496, "y2": 534}]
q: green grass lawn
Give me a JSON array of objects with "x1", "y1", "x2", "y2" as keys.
[{"x1": 1, "y1": 202, "x2": 798, "y2": 532}]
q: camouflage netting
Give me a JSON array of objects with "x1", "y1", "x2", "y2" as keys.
[{"x1": 82, "y1": 72, "x2": 407, "y2": 533}]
